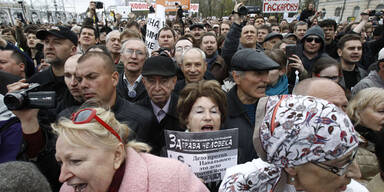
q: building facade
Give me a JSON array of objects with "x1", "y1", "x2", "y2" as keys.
[{"x1": 318, "y1": 0, "x2": 384, "y2": 23}]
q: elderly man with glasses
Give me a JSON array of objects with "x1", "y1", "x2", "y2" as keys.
[{"x1": 116, "y1": 38, "x2": 149, "y2": 103}]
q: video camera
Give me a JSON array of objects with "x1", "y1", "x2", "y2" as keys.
[
  {"x1": 238, "y1": 6, "x2": 261, "y2": 16},
  {"x1": 4, "y1": 83, "x2": 56, "y2": 110}
]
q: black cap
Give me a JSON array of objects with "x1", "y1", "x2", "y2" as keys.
[
  {"x1": 142, "y1": 56, "x2": 177, "y2": 77},
  {"x1": 36, "y1": 26, "x2": 78, "y2": 46},
  {"x1": 231, "y1": 49, "x2": 280, "y2": 71},
  {"x1": 189, "y1": 23, "x2": 204, "y2": 30},
  {"x1": 263, "y1": 32, "x2": 283, "y2": 43},
  {"x1": 283, "y1": 33, "x2": 298, "y2": 40}
]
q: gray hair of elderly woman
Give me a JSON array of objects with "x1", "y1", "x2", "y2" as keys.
[{"x1": 0, "y1": 161, "x2": 52, "y2": 192}]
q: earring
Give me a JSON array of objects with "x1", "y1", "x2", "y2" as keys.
[{"x1": 290, "y1": 177, "x2": 295, "y2": 182}]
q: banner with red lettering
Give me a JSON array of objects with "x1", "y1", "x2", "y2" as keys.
[
  {"x1": 190, "y1": 3, "x2": 199, "y2": 13},
  {"x1": 156, "y1": 0, "x2": 190, "y2": 12},
  {"x1": 263, "y1": 0, "x2": 299, "y2": 13},
  {"x1": 129, "y1": 2, "x2": 156, "y2": 11}
]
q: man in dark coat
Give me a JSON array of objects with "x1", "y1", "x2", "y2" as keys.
[
  {"x1": 222, "y1": 49, "x2": 280, "y2": 164},
  {"x1": 137, "y1": 56, "x2": 184, "y2": 155}
]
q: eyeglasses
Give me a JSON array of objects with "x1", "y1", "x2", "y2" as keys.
[
  {"x1": 305, "y1": 37, "x2": 322, "y2": 43},
  {"x1": 175, "y1": 46, "x2": 192, "y2": 53},
  {"x1": 124, "y1": 48, "x2": 145, "y2": 57},
  {"x1": 71, "y1": 108, "x2": 122, "y2": 142},
  {"x1": 312, "y1": 148, "x2": 358, "y2": 176}
]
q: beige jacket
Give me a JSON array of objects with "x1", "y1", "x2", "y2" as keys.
[{"x1": 367, "y1": 173, "x2": 384, "y2": 192}]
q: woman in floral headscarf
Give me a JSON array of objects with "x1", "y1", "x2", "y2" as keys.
[{"x1": 220, "y1": 95, "x2": 366, "y2": 192}]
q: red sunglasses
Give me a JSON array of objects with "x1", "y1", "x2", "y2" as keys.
[{"x1": 71, "y1": 108, "x2": 122, "y2": 143}]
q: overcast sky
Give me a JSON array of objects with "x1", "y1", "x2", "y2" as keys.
[{"x1": 21, "y1": 0, "x2": 126, "y2": 13}]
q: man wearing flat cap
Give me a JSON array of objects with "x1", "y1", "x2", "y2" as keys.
[
  {"x1": 222, "y1": 48, "x2": 280, "y2": 164},
  {"x1": 137, "y1": 56, "x2": 184, "y2": 155},
  {"x1": 190, "y1": 23, "x2": 206, "y2": 41},
  {"x1": 262, "y1": 32, "x2": 283, "y2": 51}
]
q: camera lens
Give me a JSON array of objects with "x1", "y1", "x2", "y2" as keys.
[{"x1": 4, "y1": 93, "x2": 24, "y2": 110}]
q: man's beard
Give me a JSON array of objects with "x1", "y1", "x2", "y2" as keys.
[{"x1": 45, "y1": 57, "x2": 64, "y2": 67}]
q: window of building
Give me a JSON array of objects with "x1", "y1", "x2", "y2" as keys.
[
  {"x1": 335, "y1": 7, "x2": 341, "y2": 17},
  {"x1": 376, "y1": 4, "x2": 384, "y2": 10},
  {"x1": 353, "y1": 6, "x2": 360, "y2": 18}
]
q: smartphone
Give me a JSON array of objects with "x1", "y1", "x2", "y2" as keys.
[{"x1": 286, "y1": 44, "x2": 297, "y2": 64}]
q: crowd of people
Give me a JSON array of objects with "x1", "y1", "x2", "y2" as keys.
[{"x1": 1, "y1": 1, "x2": 384, "y2": 192}]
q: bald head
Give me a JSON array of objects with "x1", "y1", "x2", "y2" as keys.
[
  {"x1": 293, "y1": 78, "x2": 348, "y2": 111},
  {"x1": 64, "y1": 54, "x2": 82, "y2": 101}
]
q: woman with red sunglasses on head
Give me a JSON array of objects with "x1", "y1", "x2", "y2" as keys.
[{"x1": 52, "y1": 104, "x2": 208, "y2": 192}]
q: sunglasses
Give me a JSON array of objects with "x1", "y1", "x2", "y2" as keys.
[
  {"x1": 305, "y1": 37, "x2": 322, "y2": 43},
  {"x1": 312, "y1": 148, "x2": 358, "y2": 176},
  {"x1": 71, "y1": 108, "x2": 122, "y2": 142}
]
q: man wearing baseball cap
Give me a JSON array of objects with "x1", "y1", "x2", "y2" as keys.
[
  {"x1": 222, "y1": 48, "x2": 280, "y2": 164},
  {"x1": 136, "y1": 56, "x2": 184, "y2": 155},
  {"x1": 6, "y1": 25, "x2": 78, "y2": 191}
]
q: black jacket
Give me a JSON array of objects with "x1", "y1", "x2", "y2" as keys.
[
  {"x1": 116, "y1": 73, "x2": 148, "y2": 103},
  {"x1": 22, "y1": 66, "x2": 69, "y2": 191},
  {"x1": 136, "y1": 93, "x2": 184, "y2": 155},
  {"x1": 59, "y1": 95, "x2": 155, "y2": 135},
  {"x1": 222, "y1": 86, "x2": 258, "y2": 164},
  {"x1": 297, "y1": 26, "x2": 329, "y2": 72}
]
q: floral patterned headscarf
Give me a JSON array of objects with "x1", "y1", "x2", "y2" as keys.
[{"x1": 220, "y1": 95, "x2": 358, "y2": 192}]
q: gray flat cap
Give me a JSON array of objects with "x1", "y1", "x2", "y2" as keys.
[
  {"x1": 231, "y1": 49, "x2": 280, "y2": 71},
  {"x1": 263, "y1": 32, "x2": 283, "y2": 43}
]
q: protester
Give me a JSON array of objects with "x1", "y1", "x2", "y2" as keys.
[
  {"x1": 199, "y1": 32, "x2": 228, "y2": 83},
  {"x1": 174, "y1": 48, "x2": 212, "y2": 94},
  {"x1": 178, "y1": 80, "x2": 227, "y2": 132},
  {"x1": 223, "y1": 49, "x2": 279, "y2": 164},
  {"x1": 0, "y1": 49, "x2": 26, "y2": 78},
  {"x1": 105, "y1": 30, "x2": 121, "y2": 65},
  {"x1": 293, "y1": 21, "x2": 308, "y2": 40},
  {"x1": 136, "y1": 56, "x2": 183, "y2": 155},
  {"x1": 117, "y1": 38, "x2": 148, "y2": 102},
  {"x1": 157, "y1": 27, "x2": 176, "y2": 52},
  {"x1": 352, "y1": 48, "x2": 384, "y2": 95},
  {"x1": 77, "y1": 25, "x2": 97, "y2": 54},
  {"x1": 177, "y1": 80, "x2": 227, "y2": 191},
  {"x1": 338, "y1": 34, "x2": 367, "y2": 91},
  {"x1": 262, "y1": 32, "x2": 283, "y2": 51},
  {"x1": 190, "y1": 23, "x2": 205, "y2": 42},
  {"x1": 319, "y1": 19, "x2": 339, "y2": 59},
  {"x1": 293, "y1": 78, "x2": 349, "y2": 112},
  {"x1": 53, "y1": 105, "x2": 209, "y2": 192},
  {"x1": 297, "y1": 25, "x2": 328, "y2": 72},
  {"x1": 347, "y1": 87, "x2": 384, "y2": 184},
  {"x1": 220, "y1": 95, "x2": 363, "y2": 192},
  {"x1": 265, "y1": 49, "x2": 288, "y2": 95}
]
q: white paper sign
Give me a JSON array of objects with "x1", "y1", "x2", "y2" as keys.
[{"x1": 165, "y1": 129, "x2": 238, "y2": 183}]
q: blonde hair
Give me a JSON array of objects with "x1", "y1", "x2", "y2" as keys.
[
  {"x1": 52, "y1": 107, "x2": 150, "y2": 153},
  {"x1": 347, "y1": 87, "x2": 384, "y2": 125}
]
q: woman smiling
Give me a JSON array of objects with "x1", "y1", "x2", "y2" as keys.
[{"x1": 53, "y1": 105, "x2": 208, "y2": 192}]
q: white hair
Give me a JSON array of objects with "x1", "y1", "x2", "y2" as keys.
[{"x1": 105, "y1": 30, "x2": 120, "y2": 43}]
